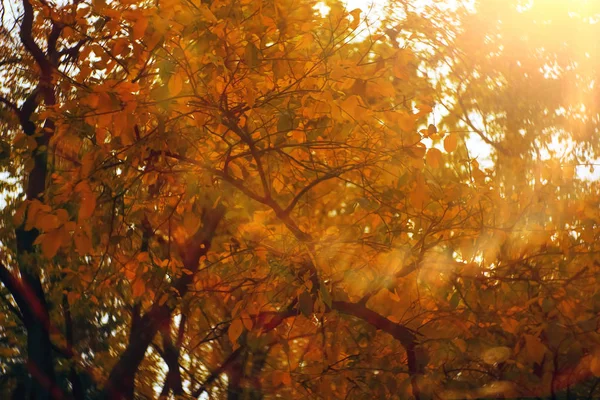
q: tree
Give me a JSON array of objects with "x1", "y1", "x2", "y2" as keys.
[{"x1": 1, "y1": 0, "x2": 600, "y2": 399}]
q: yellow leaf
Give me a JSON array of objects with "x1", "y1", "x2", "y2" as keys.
[
  {"x1": 393, "y1": 63, "x2": 409, "y2": 80},
  {"x1": 324, "y1": 226, "x2": 339, "y2": 238},
  {"x1": 228, "y1": 318, "x2": 244, "y2": 344},
  {"x1": 297, "y1": 33, "x2": 313, "y2": 51},
  {"x1": 349, "y1": 8, "x2": 361, "y2": 30},
  {"x1": 227, "y1": 162, "x2": 243, "y2": 179},
  {"x1": 168, "y1": 73, "x2": 184, "y2": 96},
  {"x1": 272, "y1": 178, "x2": 284, "y2": 194},
  {"x1": 340, "y1": 95, "x2": 362, "y2": 119},
  {"x1": 198, "y1": 4, "x2": 217, "y2": 23},
  {"x1": 409, "y1": 175, "x2": 428, "y2": 209},
  {"x1": 397, "y1": 112, "x2": 416, "y2": 133},
  {"x1": 426, "y1": 148, "x2": 442, "y2": 168},
  {"x1": 418, "y1": 104, "x2": 433, "y2": 114},
  {"x1": 444, "y1": 133, "x2": 458, "y2": 153}
]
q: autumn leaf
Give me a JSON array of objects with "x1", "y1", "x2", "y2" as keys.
[
  {"x1": 132, "y1": 16, "x2": 148, "y2": 40},
  {"x1": 79, "y1": 192, "x2": 96, "y2": 221},
  {"x1": 427, "y1": 123, "x2": 437, "y2": 136},
  {"x1": 241, "y1": 311, "x2": 253, "y2": 330},
  {"x1": 35, "y1": 213, "x2": 60, "y2": 232},
  {"x1": 168, "y1": 73, "x2": 184, "y2": 96},
  {"x1": 228, "y1": 318, "x2": 244, "y2": 345},
  {"x1": 35, "y1": 229, "x2": 63, "y2": 259},
  {"x1": 409, "y1": 175, "x2": 429, "y2": 209},
  {"x1": 444, "y1": 133, "x2": 458, "y2": 152},
  {"x1": 341, "y1": 95, "x2": 362, "y2": 118},
  {"x1": 198, "y1": 4, "x2": 217, "y2": 23},
  {"x1": 3, "y1": 1, "x2": 600, "y2": 399},
  {"x1": 132, "y1": 278, "x2": 145, "y2": 298},
  {"x1": 523, "y1": 334, "x2": 546, "y2": 364},
  {"x1": 349, "y1": 8, "x2": 361, "y2": 30},
  {"x1": 74, "y1": 229, "x2": 92, "y2": 255},
  {"x1": 426, "y1": 147, "x2": 442, "y2": 168}
]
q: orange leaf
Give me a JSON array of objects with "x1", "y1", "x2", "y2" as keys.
[
  {"x1": 36, "y1": 229, "x2": 62, "y2": 259},
  {"x1": 341, "y1": 95, "x2": 361, "y2": 118},
  {"x1": 523, "y1": 334, "x2": 546, "y2": 364},
  {"x1": 74, "y1": 230, "x2": 92, "y2": 255},
  {"x1": 168, "y1": 73, "x2": 184, "y2": 96},
  {"x1": 444, "y1": 133, "x2": 458, "y2": 153},
  {"x1": 79, "y1": 193, "x2": 96, "y2": 221},
  {"x1": 282, "y1": 372, "x2": 292, "y2": 385},
  {"x1": 25, "y1": 200, "x2": 49, "y2": 231},
  {"x1": 349, "y1": 8, "x2": 361, "y2": 30},
  {"x1": 228, "y1": 318, "x2": 244, "y2": 345},
  {"x1": 35, "y1": 213, "x2": 60, "y2": 232},
  {"x1": 132, "y1": 16, "x2": 148, "y2": 40},
  {"x1": 67, "y1": 292, "x2": 80, "y2": 304},
  {"x1": 409, "y1": 175, "x2": 429, "y2": 209},
  {"x1": 241, "y1": 311, "x2": 254, "y2": 330},
  {"x1": 132, "y1": 279, "x2": 145, "y2": 298},
  {"x1": 198, "y1": 4, "x2": 217, "y2": 23},
  {"x1": 426, "y1": 148, "x2": 442, "y2": 168}
]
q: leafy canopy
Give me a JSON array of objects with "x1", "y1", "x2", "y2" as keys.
[{"x1": 1, "y1": 0, "x2": 600, "y2": 399}]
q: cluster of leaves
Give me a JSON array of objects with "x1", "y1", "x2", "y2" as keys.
[{"x1": 1, "y1": 0, "x2": 600, "y2": 399}]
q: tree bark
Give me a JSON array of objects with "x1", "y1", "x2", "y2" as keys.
[
  {"x1": 101, "y1": 205, "x2": 225, "y2": 400},
  {"x1": 0, "y1": 1, "x2": 63, "y2": 399}
]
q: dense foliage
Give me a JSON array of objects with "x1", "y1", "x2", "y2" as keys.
[{"x1": 1, "y1": 0, "x2": 600, "y2": 399}]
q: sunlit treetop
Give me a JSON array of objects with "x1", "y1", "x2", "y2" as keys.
[{"x1": 1, "y1": 0, "x2": 600, "y2": 399}]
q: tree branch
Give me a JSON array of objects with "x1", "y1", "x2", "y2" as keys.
[
  {"x1": 102, "y1": 205, "x2": 225, "y2": 400},
  {"x1": 332, "y1": 300, "x2": 426, "y2": 400}
]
